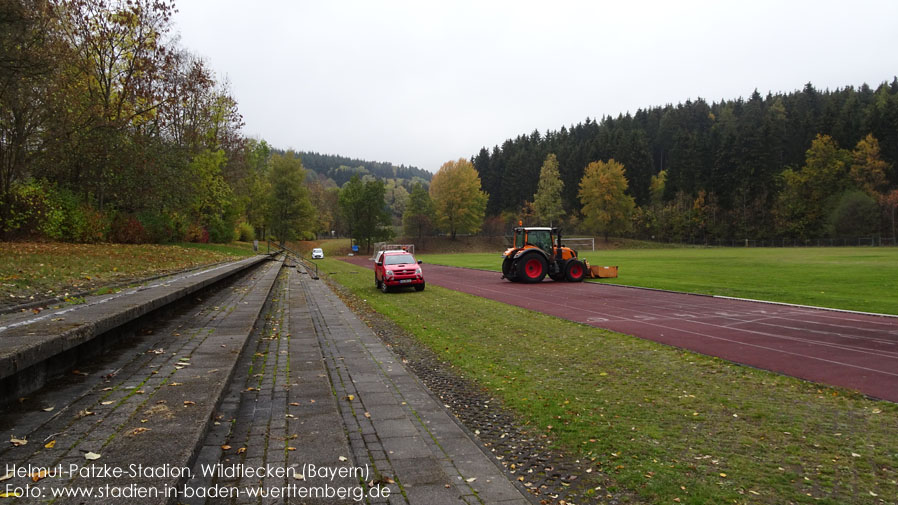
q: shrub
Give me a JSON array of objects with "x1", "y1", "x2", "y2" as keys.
[
  {"x1": 138, "y1": 211, "x2": 185, "y2": 243},
  {"x1": 3, "y1": 180, "x2": 50, "y2": 238},
  {"x1": 829, "y1": 190, "x2": 879, "y2": 237},
  {"x1": 110, "y1": 214, "x2": 148, "y2": 243},
  {"x1": 235, "y1": 222, "x2": 255, "y2": 242},
  {"x1": 184, "y1": 223, "x2": 209, "y2": 243},
  {"x1": 74, "y1": 205, "x2": 110, "y2": 243},
  {"x1": 207, "y1": 216, "x2": 235, "y2": 243}
]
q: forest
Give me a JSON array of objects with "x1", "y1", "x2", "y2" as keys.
[
  {"x1": 4, "y1": 0, "x2": 897, "y2": 246},
  {"x1": 297, "y1": 151, "x2": 430, "y2": 187},
  {"x1": 474, "y1": 82, "x2": 898, "y2": 242}
]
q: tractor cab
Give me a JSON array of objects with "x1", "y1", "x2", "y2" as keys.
[{"x1": 502, "y1": 226, "x2": 586, "y2": 283}]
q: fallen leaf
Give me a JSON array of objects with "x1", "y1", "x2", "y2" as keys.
[
  {"x1": 9, "y1": 436, "x2": 27, "y2": 447},
  {"x1": 42, "y1": 406, "x2": 55, "y2": 412},
  {"x1": 129, "y1": 428, "x2": 150, "y2": 436},
  {"x1": 221, "y1": 445, "x2": 232, "y2": 450},
  {"x1": 30, "y1": 470, "x2": 48, "y2": 482},
  {"x1": 75, "y1": 410, "x2": 95, "y2": 418},
  {"x1": 183, "y1": 401, "x2": 196, "y2": 406},
  {"x1": 287, "y1": 447, "x2": 296, "y2": 451},
  {"x1": 237, "y1": 447, "x2": 246, "y2": 454},
  {"x1": 466, "y1": 477, "x2": 477, "y2": 483},
  {"x1": 0, "y1": 490, "x2": 21, "y2": 498},
  {"x1": 44, "y1": 440, "x2": 56, "y2": 449},
  {"x1": 101, "y1": 401, "x2": 114, "y2": 405},
  {"x1": 364, "y1": 412, "x2": 371, "y2": 418},
  {"x1": 294, "y1": 473, "x2": 305, "y2": 481},
  {"x1": 338, "y1": 456, "x2": 348, "y2": 462},
  {"x1": 345, "y1": 395, "x2": 355, "y2": 401},
  {"x1": 169, "y1": 382, "x2": 183, "y2": 387},
  {"x1": 84, "y1": 452, "x2": 101, "y2": 460},
  {"x1": 0, "y1": 472, "x2": 13, "y2": 482},
  {"x1": 719, "y1": 473, "x2": 727, "y2": 478}
]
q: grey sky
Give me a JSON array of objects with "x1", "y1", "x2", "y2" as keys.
[{"x1": 173, "y1": 0, "x2": 898, "y2": 173}]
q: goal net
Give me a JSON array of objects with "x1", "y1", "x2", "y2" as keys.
[
  {"x1": 562, "y1": 237, "x2": 595, "y2": 251},
  {"x1": 371, "y1": 243, "x2": 415, "y2": 260}
]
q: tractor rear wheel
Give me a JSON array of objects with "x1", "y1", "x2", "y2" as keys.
[
  {"x1": 516, "y1": 253, "x2": 547, "y2": 283},
  {"x1": 564, "y1": 260, "x2": 586, "y2": 282}
]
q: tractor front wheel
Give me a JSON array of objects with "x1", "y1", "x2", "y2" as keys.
[
  {"x1": 564, "y1": 260, "x2": 586, "y2": 282},
  {"x1": 516, "y1": 254, "x2": 548, "y2": 283},
  {"x1": 502, "y1": 257, "x2": 516, "y2": 281}
]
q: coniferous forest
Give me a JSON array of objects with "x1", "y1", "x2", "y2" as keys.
[{"x1": 473, "y1": 81, "x2": 898, "y2": 242}]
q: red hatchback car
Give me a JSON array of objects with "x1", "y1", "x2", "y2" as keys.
[{"x1": 374, "y1": 250, "x2": 425, "y2": 293}]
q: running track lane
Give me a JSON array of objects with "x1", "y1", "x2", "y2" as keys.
[{"x1": 343, "y1": 257, "x2": 898, "y2": 403}]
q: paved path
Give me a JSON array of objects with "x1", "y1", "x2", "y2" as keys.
[
  {"x1": 191, "y1": 265, "x2": 531, "y2": 504},
  {"x1": 344, "y1": 257, "x2": 898, "y2": 403}
]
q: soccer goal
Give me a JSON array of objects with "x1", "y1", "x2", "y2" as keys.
[
  {"x1": 371, "y1": 243, "x2": 415, "y2": 260},
  {"x1": 562, "y1": 237, "x2": 595, "y2": 251}
]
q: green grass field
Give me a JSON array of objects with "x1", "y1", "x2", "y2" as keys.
[
  {"x1": 320, "y1": 256, "x2": 897, "y2": 505},
  {"x1": 1, "y1": 241, "x2": 255, "y2": 304},
  {"x1": 418, "y1": 247, "x2": 898, "y2": 315}
]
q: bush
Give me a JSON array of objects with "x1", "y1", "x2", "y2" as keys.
[
  {"x1": 138, "y1": 211, "x2": 185, "y2": 243},
  {"x1": 184, "y1": 223, "x2": 209, "y2": 243},
  {"x1": 829, "y1": 190, "x2": 879, "y2": 237},
  {"x1": 3, "y1": 180, "x2": 53, "y2": 238},
  {"x1": 110, "y1": 214, "x2": 148, "y2": 243},
  {"x1": 207, "y1": 216, "x2": 235, "y2": 243},
  {"x1": 235, "y1": 222, "x2": 255, "y2": 242},
  {"x1": 75, "y1": 205, "x2": 110, "y2": 243}
]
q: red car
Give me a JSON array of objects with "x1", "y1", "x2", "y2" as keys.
[{"x1": 374, "y1": 250, "x2": 425, "y2": 293}]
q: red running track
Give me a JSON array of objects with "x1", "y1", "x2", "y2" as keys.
[{"x1": 343, "y1": 257, "x2": 898, "y2": 403}]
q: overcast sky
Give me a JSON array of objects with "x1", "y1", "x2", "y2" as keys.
[{"x1": 173, "y1": 0, "x2": 898, "y2": 173}]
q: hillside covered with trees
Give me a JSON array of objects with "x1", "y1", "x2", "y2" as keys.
[
  {"x1": 474, "y1": 81, "x2": 898, "y2": 242},
  {"x1": 296, "y1": 151, "x2": 430, "y2": 187}
]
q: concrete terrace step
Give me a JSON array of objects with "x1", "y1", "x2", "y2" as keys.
[
  {"x1": 0, "y1": 257, "x2": 282, "y2": 504},
  {"x1": 0, "y1": 254, "x2": 274, "y2": 398}
]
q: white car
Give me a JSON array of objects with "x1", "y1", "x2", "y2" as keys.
[{"x1": 311, "y1": 248, "x2": 324, "y2": 259}]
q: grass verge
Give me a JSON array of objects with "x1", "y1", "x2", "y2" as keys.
[
  {"x1": 320, "y1": 256, "x2": 897, "y2": 505},
  {"x1": 1, "y1": 241, "x2": 255, "y2": 304},
  {"x1": 418, "y1": 247, "x2": 898, "y2": 315}
]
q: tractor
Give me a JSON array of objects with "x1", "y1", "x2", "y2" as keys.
[{"x1": 501, "y1": 226, "x2": 586, "y2": 283}]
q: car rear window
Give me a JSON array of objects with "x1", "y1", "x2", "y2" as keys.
[{"x1": 384, "y1": 253, "x2": 415, "y2": 265}]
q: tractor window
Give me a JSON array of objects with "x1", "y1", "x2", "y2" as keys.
[
  {"x1": 527, "y1": 230, "x2": 552, "y2": 251},
  {"x1": 514, "y1": 229, "x2": 525, "y2": 248}
]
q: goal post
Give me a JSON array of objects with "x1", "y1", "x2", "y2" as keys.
[{"x1": 562, "y1": 237, "x2": 595, "y2": 252}]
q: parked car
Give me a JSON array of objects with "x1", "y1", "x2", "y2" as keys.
[
  {"x1": 374, "y1": 250, "x2": 424, "y2": 293},
  {"x1": 311, "y1": 248, "x2": 324, "y2": 259}
]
